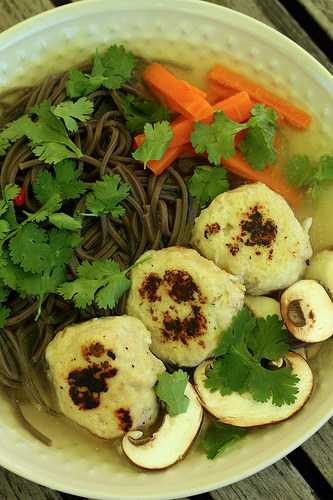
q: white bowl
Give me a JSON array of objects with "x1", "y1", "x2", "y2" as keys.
[{"x1": 0, "y1": 1, "x2": 332, "y2": 498}]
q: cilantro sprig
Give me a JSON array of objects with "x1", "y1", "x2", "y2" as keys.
[
  {"x1": 201, "y1": 421, "x2": 247, "y2": 459},
  {"x1": 206, "y1": 308, "x2": 299, "y2": 406},
  {"x1": 155, "y1": 370, "x2": 189, "y2": 416},
  {"x1": 132, "y1": 121, "x2": 173, "y2": 167},
  {"x1": 284, "y1": 154, "x2": 333, "y2": 198},
  {"x1": 84, "y1": 173, "x2": 130, "y2": 218},
  {"x1": 66, "y1": 45, "x2": 136, "y2": 98},
  {"x1": 188, "y1": 165, "x2": 229, "y2": 206},
  {"x1": 120, "y1": 93, "x2": 170, "y2": 133},
  {"x1": 33, "y1": 160, "x2": 86, "y2": 204},
  {"x1": 190, "y1": 104, "x2": 278, "y2": 171},
  {"x1": 0, "y1": 98, "x2": 93, "y2": 165},
  {"x1": 57, "y1": 259, "x2": 131, "y2": 310},
  {"x1": 240, "y1": 104, "x2": 278, "y2": 170}
]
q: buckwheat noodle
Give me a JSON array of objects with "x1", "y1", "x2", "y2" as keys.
[{"x1": 0, "y1": 67, "x2": 201, "y2": 444}]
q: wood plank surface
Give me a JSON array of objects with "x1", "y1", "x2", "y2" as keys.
[
  {"x1": 302, "y1": 419, "x2": 333, "y2": 486},
  {"x1": 0, "y1": 0, "x2": 52, "y2": 32},
  {"x1": 0, "y1": 1, "x2": 332, "y2": 500},
  {"x1": 211, "y1": 458, "x2": 318, "y2": 500},
  {"x1": 298, "y1": 0, "x2": 333, "y2": 36}
]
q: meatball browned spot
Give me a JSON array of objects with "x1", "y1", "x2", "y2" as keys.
[
  {"x1": 191, "y1": 183, "x2": 312, "y2": 295},
  {"x1": 46, "y1": 316, "x2": 165, "y2": 439},
  {"x1": 127, "y1": 247, "x2": 245, "y2": 367}
]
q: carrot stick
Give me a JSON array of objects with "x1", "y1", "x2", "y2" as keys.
[
  {"x1": 209, "y1": 64, "x2": 311, "y2": 129},
  {"x1": 223, "y1": 151, "x2": 302, "y2": 207},
  {"x1": 134, "y1": 91, "x2": 253, "y2": 151},
  {"x1": 147, "y1": 145, "x2": 185, "y2": 176},
  {"x1": 179, "y1": 143, "x2": 197, "y2": 158},
  {"x1": 207, "y1": 80, "x2": 236, "y2": 103},
  {"x1": 143, "y1": 63, "x2": 213, "y2": 120}
]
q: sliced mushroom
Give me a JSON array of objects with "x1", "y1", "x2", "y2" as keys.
[
  {"x1": 194, "y1": 352, "x2": 313, "y2": 427},
  {"x1": 122, "y1": 383, "x2": 203, "y2": 469},
  {"x1": 305, "y1": 249, "x2": 333, "y2": 299},
  {"x1": 245, "y1": 296, "x2": 281, "y2": 319},
  {"x1": 281, "y1": 279, "x2": 333, "y2": 342}
]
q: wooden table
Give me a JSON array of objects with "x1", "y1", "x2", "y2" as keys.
[{"x1": 0, "y1": 1, "x2": 332, "y2": 499}]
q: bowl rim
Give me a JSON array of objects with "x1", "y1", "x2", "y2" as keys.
[{"x1": 0, "y1": 0, "x2": 332, "y2": 498}]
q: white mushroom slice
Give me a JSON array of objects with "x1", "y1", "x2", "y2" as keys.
[
  {"x1": 245, "y1": 296, "x2": 281, "y2": 319},
  {"x1": 305, "y1": 249, "x2": 333, "y2": 299},
  {"x1": 281, "y1": 280, "x2": 333, "y2": 343},
  {"x1": 194, "y1": 352, "x2": 313, "y2": 427},
  {"x1": 122, "y1": 383, "x2": 203, "y2": 469}
]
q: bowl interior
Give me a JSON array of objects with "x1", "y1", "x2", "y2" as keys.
[{"x1": 0, "y1": 1, "x2": 333, "y2": 498}]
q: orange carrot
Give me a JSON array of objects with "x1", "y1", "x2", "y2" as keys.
[
  {"x1": 209, "y1": 64, "x2": 311, "y2": 129},
  {"x1": 207, "y1": 80, "x2": 236, "y2": 103},
  {"x1": 223, "y1": 151, "x2": 302, "y2": 207},
  {"x1": 134, "y1": 91, "x2": 253, "y2": 151},
  {"x1": 143, "y1": 63, "x2": 213, "y2": 120},
  {"x1": 179, "y1": 143, "x2": 197, "y2": 158},
  {"x1": 147, "y1": 145, "x2": 185, "y2": 176},
  {"x1": 212, "y1": 91, "x2": 253, "y2": 123}
]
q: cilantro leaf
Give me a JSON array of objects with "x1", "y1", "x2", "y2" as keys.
[
  {"x1": 0, "y1": 251, "x2": 66, "y2": 302},
  {"x1": 57, "y1": 259, "x2": 131, "y2": 309},
  {"x1": 206, "y1": 308, "x2": 299, "y2": 406},
  {"x1": 240, "y1": 104, "x2": 278, "y2": 171},
  {"x1": 25, "y1": 194, "x2": 62, "y2": 224},
  {"x1": 155, "y1": 370, "x2": 189, "y2": 416},
  {"x1": 66, "y1": 45, "x2": 136, "y2": 98},
  {"x1": 34, "y1": 160, "x2": 86, "y2": 204},
  {"x1": 284, "y1": 154, "x2": 333, "y2": 198},
  {"x1": 191, "y1": 111, "x2": 246, "y2": 165},
  {"x1": 0, "y1": 115, "x2": 32, "y2": 156},
  {"x1": 85, "y1": 173, "x2": 130, "y2": 218},
  {"x1": 132, "y1": 121, "x2": 173, "y2": 167},
  {"x1": 9, "y1": 223, "x2": 50, "y2": 273},
  {"x1": 0, "y1": 220, "x2": 10, "y2": 240},
  {"x1": 4, "y1": 184, "x2": 20, "y2": 203},
  {"x1": 53, "y1": 97, "x2": 94, "y2": 132},
  {"x1": 0, "y1": 304, "x2": 10, "y2": 328},
  {"x1": 188, "y1": 166, "x2": 229, "y2": 206},
  {"x1": 201, "y1": 421, "x2": 247, "y2": 459},
  {"x1": 120, "y1": 94, "x2": 170, "y2": 133},
  {"x1": 47, "y1": 229, "x2": 80, "y2": 269},
  {"x1": 48, "y1": 213, "x2": 81, "y2": 231},
  {"x1": 0, "y1": 283, "x2": 9, "y2": 303}
]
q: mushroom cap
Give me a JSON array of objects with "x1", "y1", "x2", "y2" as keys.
[
  {"x1": 194, "y1": 352, "x2": 313, "y2": 427},
  {"x1": 281, "y1": 279, "x2": 333, "y2": 343},
  {"x1": 122, "y1": 383, "x2": 203, "y2": 470},
  {"x1": 191, "y1": 183, "x2": 312, "y2": 295},
  {"x1": 245, "y1": 296, "x2": 281, "y2": 319},
  {"x1": 305, "y1": 249, "x2": 333, "y2": 299},
  {"x1": 127, "y1": 246, "x2": 245, "y2": 367}
]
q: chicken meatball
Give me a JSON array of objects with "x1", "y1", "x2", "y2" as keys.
[
  {"x1": 191, "y1": 183, "x2": 312, "y2": 295},
  {"x1": 46, "y1": 316, "x2": 165, "y2": 439},
  {"x1": 127, "y1": 247, "x2": 245, "y2": 367}
]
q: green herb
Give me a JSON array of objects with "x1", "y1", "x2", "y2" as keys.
[
  {"x1": 66, "y1": 45, "x2": 136, "y2": 98},
  {"x1": 0, "y1": 98, "x2": 93, "y2": 164},
  {"x1": 206, "y1": 308, "x2": 299, "y2": 406},
  {"x1": 52, "y1": 97, "x2": 94, "y2": 132},
  {"x1": 132, "y1": 121, "x2": 173, "y2": 167},
  {"x1": 240, "y1": 104, "x2": 278, "y2": 171},
  {"x1": 155, "y1": 370, "x2": 189, "y2": 416},
  {"x1": 0, "y1": 283, "x2": 9, "y2": 303},
  {"x1": 24, "y1": 194, "x2": 62, "y2": 225},
  {"x1": 201, "y1": 421, "x2": 247, "y2": 459},
  {"x1": 191, "y1": 111, "x2": 246, "y2": 165},
  {"x1": 85, "y1": 173, "x2": 130, "y2": 218},
  {"x1": 34, "y1": 160, "x2": 86, "y2": 204},
  {"x1": 0, "y1": 304, "x2": 10, "y2": 328},
  {"x1": 57, "y1": 259, "x2": 131, "y2": 309},
  {"x1": 120, "y1": 94, "x2": 170, "y2": 133},
  {"x1": 188, "y1": 166, "x2": 229, "y2": 206},
  {"x1": 48, "y1": 213, "x2": 81, "y2": 231},
  {"x1": 284, "y1": 154, "x2": 333, "y2": 198}
]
